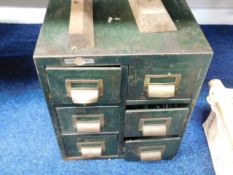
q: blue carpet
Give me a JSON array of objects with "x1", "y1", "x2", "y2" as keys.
[{"x1": 0, "y1": 24, "x2": 233, "y2": 175}]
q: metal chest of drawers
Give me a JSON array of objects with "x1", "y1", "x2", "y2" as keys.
[{"x1": 34, "y1": 0, "x2": 213, "y2": 161}]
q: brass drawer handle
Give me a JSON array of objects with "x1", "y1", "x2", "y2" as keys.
[
  {"x1": 70, "y1": 89, "x2": 99, "y2": 104},
  {"x1": 140, "y1": 150, "x2": 162, "y2": 161},
  {"x1": 73, "y1": 114, "x2": 104, "y2": 134},
  {"x1": 78, "y1": 142, "x2": 105, "y2": 158},
  {"x1": 81, "y1": 146, "x2": 102, "y2": 158},
  {"x1": 139, "y1": 146, "x2": 165, "y2": 161},
  {"x1": 139, "y1": 118, "x2": 171, "y2": 136},
  {"x1": 148, "y1": 84, "x2": 175, "y2": 98},
  {"x1": 142, "y1": 124, "x2": 167, "y2": 136},
  {"x1": 66, "y1": 79, "x2": 103, "y2": 104},
  {"x1": 76, "y1": 121, "x2": 101, "y2": 133},
  {"x1": 144, "y1": 74, "x2": 181, "y2": 98}
]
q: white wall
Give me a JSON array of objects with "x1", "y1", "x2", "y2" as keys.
[
  {"x1": 0, "y1": 0, "x2": 48, "y2": 7},
  {"x1": 187, "y1": 0, "x2": 233, "y2": 24},
  {"x1": 187, "y1": 0, "x2": 233, "y2": 8},
  {"x1": 0, "y1": 0, "x2": 233, "y2": 8},
  {"x1": 0, "y1": 0, "x2": 232, "y2": 24}
]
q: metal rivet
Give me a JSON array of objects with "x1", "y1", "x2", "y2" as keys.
[{"x1": 71, "y1": 46, "x2": 78, "y2": 52}]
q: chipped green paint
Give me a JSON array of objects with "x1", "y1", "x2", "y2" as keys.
[
  {"x1": 34, "y1": 0, "x2": 212, "y2": 57},
  {"x1": 46, "y1": 67, "x2": 122, "y2": 105},
  {"x1": 62, "y1": 134, "x2": 118, "y2": 158},
  {"x1": 34, "y1": 0, "x2": 213, "y2": 161},
  {"x1": 125, "y1": 108, "x2": 189, "y2": 137},
  {"x1": 125, "y1": 137, "x2": 180, "y2": 161},
  {"x1": 56, "y1": 106, "x2": 120, "y2": 134}
]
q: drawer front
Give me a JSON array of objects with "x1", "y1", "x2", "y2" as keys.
[
  {"x1": 46, "y1": 67, "x2": 122, "y2": 105},
  {"x1": 125, "y1": 137, "x2": 180, "y2": 161},
  {"x1": 63, "y1": 134, "x2": 118, "y2": 158},
  {"x1": 56, "y1": 106, "x2": 120, "y2": 134},
  {"x1": 128, "y1": 61, "x2": 201, "y2": 100},
  {"x1": 125, "y1": 108, "x2": 189, "y2": 137}
]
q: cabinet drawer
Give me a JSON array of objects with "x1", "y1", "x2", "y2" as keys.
[
  {"x1": 125, "y1": 137, "x2": 180, "y2": 161},
  {"x1": 125, "y1": 107, "x2": 189, "y2": 137},
  {"x1": 62, "y1": 134, "x2": 118, "y2": 159},
  {"x1": 46, "y1": 67, "x2": 122, "y2": 105},
  {"x1": 56, "y1": 106, "x2": 120, "y2": 134},
  {"x1": 128, "y1": 60, "x2": 201, "y2": 100}
]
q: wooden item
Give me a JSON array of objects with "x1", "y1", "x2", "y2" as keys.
[
  {"x1": 128, "y1": 0, "x2": 177, "y2": 33},
  {"x1": 69, "y1": 0, "x2": 94, "y2": 48},
  {"x1": 34, "y1": 0, "x2": 213, "y2": 161}
]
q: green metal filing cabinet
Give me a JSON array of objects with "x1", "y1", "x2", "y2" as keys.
[{"x1": 34, "y1": 0, "x2": 213, "y2": 161}]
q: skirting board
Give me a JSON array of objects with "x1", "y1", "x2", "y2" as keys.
[{"x1": 0, "y1": 7, "x2": 232, "y2": 24}]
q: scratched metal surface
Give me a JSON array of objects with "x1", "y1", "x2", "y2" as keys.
[{"x1": 34, "y1": 0, "x2": 212, "y2": 57}]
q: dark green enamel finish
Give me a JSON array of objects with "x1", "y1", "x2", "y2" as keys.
[
  {"x1": 125, "y1": 137, "x2": 180, "y2": 161},
  {"x1": 46, "y1": 67, "x2": 122, "y2": 105},
  {"x1": 56, "y1": 106, "x2": 120, "y2": 134},
  {"x1": 125, "y1": 108, "x2": 189, "y2": 137},
  {"x1": 62, "y1": 134, "x2": 118, "y2": 158},
  {"x1": 128, "y1": 56, "x2": 202, "y2": 100},
  {"x1": 33, "y1": 0, "x2": 213, "y2": 161},
  {"x1": 34, "y1": 0, "x2": 212, "y2": 57}
]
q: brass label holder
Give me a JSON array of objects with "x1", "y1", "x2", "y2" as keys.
[
  {"x1": 66, "y1": 79, "x2": 103, "y2": 104},
  {"x1": 77, "y1": 141, "x2": 105, "y2": 158},
  {"x1": 138, "y1": 145, "x2": 166, "y2": 161},
  {"x1": 144, "y1": 74, "x2": 181, "y2": 98},
  {"x1": 72, "y1": 114, "x2": 104, "y2": 134},
  {"x1": 139, "y1": 117, "x2": 171, "y2": 136}
]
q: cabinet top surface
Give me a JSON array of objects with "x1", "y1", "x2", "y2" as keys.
[{"x1": 34, "y1": 0, "x2": 213, "y2": 58}]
